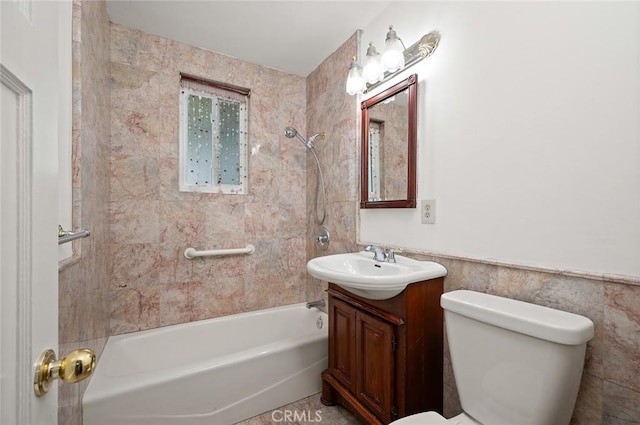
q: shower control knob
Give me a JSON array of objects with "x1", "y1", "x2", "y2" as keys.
[
  {"x1": 315, "y1": 227, "x2": 330, "y2": 251},
  {"x1": 34, "y1": 348, "x2": 96, "y2": 396}
]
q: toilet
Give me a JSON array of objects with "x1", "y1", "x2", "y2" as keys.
[{"x1": 391, "y1": 290, "x2": 594, "y2": 425}]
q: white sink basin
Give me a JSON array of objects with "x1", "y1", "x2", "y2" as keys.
[{"x1": 306, "y1": 251, "x2": 447, "y2": 300}]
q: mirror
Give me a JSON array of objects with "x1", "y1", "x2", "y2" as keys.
[{"x1": 360, "y1": 74, "x2": 417, "y2": 208}]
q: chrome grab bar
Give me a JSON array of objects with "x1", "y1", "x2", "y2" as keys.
[{"x1": 58, "y1": 225, "x2": 91, "y2": 245}]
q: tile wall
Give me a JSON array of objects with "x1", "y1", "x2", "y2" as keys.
[
  {"x1": 305, "y1": 32, "x2": 361, "y2": 303},
  {"x1": 58, "y1": 0, "x2": 112, "y2": 423},
  {"x1": 108, "y1": 24, "x2": 308, "y2": 334}
]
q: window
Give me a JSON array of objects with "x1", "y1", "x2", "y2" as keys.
[
  {"x1": 368, "y1": 120, "x2": 382, "y2": 201},
  {"x1": 179, "y1": 75, "x2": 249, "y2": 194}
]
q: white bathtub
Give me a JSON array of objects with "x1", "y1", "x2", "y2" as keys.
[{"x1": 83, "y1": 303, "x2": 328, "y2": 425}]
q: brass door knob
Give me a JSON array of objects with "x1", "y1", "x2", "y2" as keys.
[{"x1": 34, "y1": 348, "x2": 96, "y2": 396}]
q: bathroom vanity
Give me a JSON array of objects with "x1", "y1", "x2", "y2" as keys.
[{"x1": 321, "y1": 278, "x2": 444, "y2": 424}]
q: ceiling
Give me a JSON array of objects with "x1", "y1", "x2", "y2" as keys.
[{"x1": 106, "y1": 1, "x2": 393, "y2": 77}]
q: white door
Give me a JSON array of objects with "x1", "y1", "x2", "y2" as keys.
[{"x1": 1, "y1": 1, "x2": 70, "y2": 424}]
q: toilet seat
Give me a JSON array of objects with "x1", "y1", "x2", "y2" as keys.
[{"x1": 389, "y1": 411, "x2": 449, "y2": 424}]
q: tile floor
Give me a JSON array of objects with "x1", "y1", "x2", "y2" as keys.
[{"x1": 234, "y1": 393, "x2": 360, "y2": 425}]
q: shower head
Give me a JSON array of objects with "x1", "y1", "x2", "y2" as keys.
[
  {"x1": 284, "y1": 126, "x2": 298, "y2": 139},
  {"x1": 284, "y1": 127, "x2": 325, "y2": 149},
  {"x1": 284, "y1": 126, "x2": 309, "y2": 147}
]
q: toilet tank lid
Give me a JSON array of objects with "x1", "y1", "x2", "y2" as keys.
[{"x1": 441, "y1": 290, "x2": 594, "y2": 345}]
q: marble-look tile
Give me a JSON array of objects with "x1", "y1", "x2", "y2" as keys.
[
  {"x1": 109, "y1": 199, "x2": 160, "y2": 244},
  {"x1": 602, "y1": 282, "x2": 640, "y2": 424},
  {"x1": 572, "y1": 371, "x2": 604, "y2": 425},
  {"x1": 278, "y1": 169, "x2": 307, "y2": 204},
  {"x1": 158, "y1": 199, "x2": 207, "y2": 245},
  {"x1": 110, "y1": 243, "x2": 160, "y2": 289},
  {"x1": 60, "y1": 1, "x2": 112, "y2": 423},
  {"x1": 245, "y1": 202, "x2": 281, "y2": 237},
  {"x1": 248, "y1": 169, "x2": 278, "y2": 203},
  {"x1": 604, "y1": 282, "x2": 640, "y2": 392},
  {"x1": 603, "y1": 380, "x2": 640, "y2": 424},
  {"x1": 204, "y1": 201, "x2": 246, "y2": 240},
  {"x1": 110, "y1": 154, "x2": 159, "y2": 200},
  {"x1": 278, "y1": 203, "x2": 307, "y2": 239},
  {"x1": 109, "y1": 286, "x2": 161, "y2": 334},
  {"x1": 441, "y1": 257, "x2": 499, "y2": 293}
]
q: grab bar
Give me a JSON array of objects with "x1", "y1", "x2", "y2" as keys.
[
  {"x1": 58, "y1": 225, "x2": 91, "y2": 245},
  {"x1": 183, "y1": 244, "x2": 256, "y2": 259}
]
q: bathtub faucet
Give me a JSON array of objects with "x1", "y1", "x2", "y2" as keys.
[{"x1": 306, "y1": 299, "x2": 326, "y2": 309}]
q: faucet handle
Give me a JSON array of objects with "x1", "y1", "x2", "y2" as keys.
[
  {"x1": 387, "y1": 248, "x2": 398, "y2": 263},
  {"x1": 386, "y1": 247, "x2": 402, "y2": 263}
]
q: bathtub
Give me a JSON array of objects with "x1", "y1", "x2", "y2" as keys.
[{"x1": 83, "y1": 303, "x2": 328, "y2": 425}]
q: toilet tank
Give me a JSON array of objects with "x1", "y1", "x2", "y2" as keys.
[{"x1": 441, "y1": 290, "x2": 594, "y2": 425}]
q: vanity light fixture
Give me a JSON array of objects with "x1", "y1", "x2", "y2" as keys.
[
  {"x1": 346, "y1": 56, "x2": 365, "y2": 96},
  {"x1": 345, "y1": 26, "x2": 441, "y2": 96}
]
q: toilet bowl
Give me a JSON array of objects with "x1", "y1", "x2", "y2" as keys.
[
  {"x1": 391, "y1": 290, "x2": 594, "y2": 425},
  {"x1": 389, "y1": 411, "x2": 450, "y2": 424},
  {"x1": 391, "y1": 411, "x2": 479, "y2": 424}
]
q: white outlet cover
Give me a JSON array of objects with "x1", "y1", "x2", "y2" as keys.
[{"x1": 421, "y1": 199, "x2": 436, "y2": 224}]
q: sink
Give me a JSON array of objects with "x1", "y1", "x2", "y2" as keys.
[{"x1": 306, "y1": 251, "x2": 447, "y2": 300}]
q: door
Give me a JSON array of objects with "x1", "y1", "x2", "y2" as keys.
[
  {"x1": 1, "y1": 0, "x2": 70, "y2": 424},
  {"x1": 356, "y1": 310, "x2": 395, "y2": 422},
  {"x1": 329, "y1": 297, "x2": 357, "y2": 392}
]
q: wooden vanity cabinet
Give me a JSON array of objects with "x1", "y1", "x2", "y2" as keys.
[{"x1": 321, "y1": 278, "x2": 444, "y2": 424}]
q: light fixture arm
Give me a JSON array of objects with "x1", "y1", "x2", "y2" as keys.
[{"x1": 403, "y1": 30, "x2": 440, "y2": 68}]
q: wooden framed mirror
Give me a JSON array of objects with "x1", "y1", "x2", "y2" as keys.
[{"x1": 360, "y1": 74, "x2": 417, "y2": 208}]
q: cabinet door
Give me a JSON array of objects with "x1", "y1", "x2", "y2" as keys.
[
  {"x1": 329, "y1": 297, "x2": 357, "y2": 392},
  {"x1": 356, "y1": 310, "x2": 395, "y2": 422}
]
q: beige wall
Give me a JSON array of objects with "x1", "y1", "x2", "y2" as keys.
[
  {"x1": 108, "y1": 24, "x2": 307, "y2": 334},
  {"x1": 58, "y1": 0, "x2": 111, "y2": 423}
]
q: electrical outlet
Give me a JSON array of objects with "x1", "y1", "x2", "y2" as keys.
[{"x1": 421, "y1": 199, "x2": 436, "y2": 224}]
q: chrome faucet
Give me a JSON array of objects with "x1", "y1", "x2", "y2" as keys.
[
  {"x1": 364, "y1": 245, "x2": 387, "y2": 262},
  {"x1": 364, "y1": 245, "x2": 400, "y2": 263},
  {"x1": 306, "y1": 299, "x2": 326, "y2": 309}
]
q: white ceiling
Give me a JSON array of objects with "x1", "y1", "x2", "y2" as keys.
[{"x1": 106, "y1": 1, "x2": 393, "y2": 77}]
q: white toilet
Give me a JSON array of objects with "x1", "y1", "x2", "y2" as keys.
[{"x1": 392, "y1": 290, "x2": 594, "y2": 425}]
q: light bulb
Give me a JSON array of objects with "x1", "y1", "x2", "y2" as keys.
[
  {"x1": 382, "y1": 25, "x2": 405, "y2": 73},
  {"x1": 346, "y1": 57, "x2": 364, "y2": 95},
  {"x1": 363, "y1": 42, "x2": 383, "y2": 84}
]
